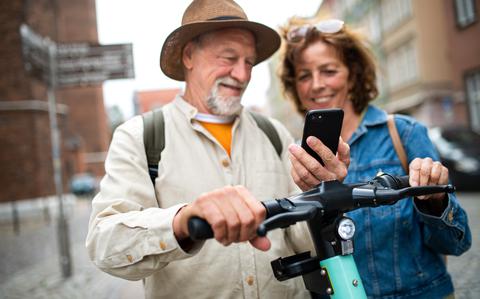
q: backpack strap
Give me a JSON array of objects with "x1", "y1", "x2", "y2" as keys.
[
  {"x1": 142, "y1": 109, "x2": 165, "y2": 184},
  {"x1": 387, "y1": 114, "x2": 408, "y2": 173},
  {"x1": 142, "y1": 109, "x2": 282, "y2": 185},
  {"x1": 249, "y1": 111, "x2": 283, "y2": 159}
]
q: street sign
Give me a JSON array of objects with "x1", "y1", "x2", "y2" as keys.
[
  {"x1": 56, "y1": 43, "x2": 134, "y2": 86},
  {"x1": 19, "y1": 24, "x2": 53, "y2": 84},
  {"x1": 19, "y1": 24, "x2": 135, "y2": 87}
]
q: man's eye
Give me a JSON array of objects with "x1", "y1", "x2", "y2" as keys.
[
  {"x1": 222, "y1": 56, "x2": 236, "y2": 62},
  {"x1": 246, "y1": 59, "x2": 255, "y2": 66}
]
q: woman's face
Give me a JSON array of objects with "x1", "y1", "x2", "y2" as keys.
[{"x1": 294, "y1": 40, "x2": 351, "y2": 111}]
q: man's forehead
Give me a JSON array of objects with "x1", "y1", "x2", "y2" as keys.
[
  {"x1": 200, "y1": 27, "x2": 255, "y2": 44},
  {"x1": 196, "y1": 28, "x2": 257, "y2": 55}
]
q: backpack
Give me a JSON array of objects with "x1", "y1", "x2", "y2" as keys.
[{"x1": 142, "y1": 108, "x2": 283, "y2": 184}]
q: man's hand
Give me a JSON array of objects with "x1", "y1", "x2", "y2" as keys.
[
  {"x1": 289, "y1": 137, "x2": 350, "y2": 191},
  {"x1": 409, "y1": 157, "x2": 449, "y2": 201},
  {"x1": 172, "y1": 185, "x2": 270, "y2": 251}
]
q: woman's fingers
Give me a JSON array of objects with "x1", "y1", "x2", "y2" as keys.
[
  {"x1": 288, "y1": 137, "x2": 350, "y2": 191},
  {"x1": 409, "y1": 158, "x2": 450, "y2": 201}
]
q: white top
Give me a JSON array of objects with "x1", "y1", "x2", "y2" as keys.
[{"x1": 86, "y1": 96, "x2": 313, "y2": 299}]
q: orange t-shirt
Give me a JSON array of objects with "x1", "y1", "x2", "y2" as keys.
[{"x1": 198, "y1": 121, "x2": 233, "y2": 156}]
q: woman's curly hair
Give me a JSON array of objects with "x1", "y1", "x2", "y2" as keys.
[{"x1": 278, "y1": 17, "x2": 379, "y2": 115}]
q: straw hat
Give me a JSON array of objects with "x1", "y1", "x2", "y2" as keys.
[{"x1": 160, "y1": 0, "x2": 281, "y2": 81}]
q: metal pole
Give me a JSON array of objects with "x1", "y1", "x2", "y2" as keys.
[
  {"x1": 43, "y1": 197, "x2": 51, "y2": 225},
  {"x1": 11, "y1": 201, "x2": 20, "y2": 235},
  {"x1": 47, "y1": 40, "x2": 72, "y2": 278}
]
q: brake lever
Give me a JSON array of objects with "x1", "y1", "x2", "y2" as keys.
[
  {"x1": 257, "y1": 206, "x2": 318, "y2": 237},
  {"x1": 375, "y1": 184, "x2": 455, "y2": 201}
]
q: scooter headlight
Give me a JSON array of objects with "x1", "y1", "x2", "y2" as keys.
[{"x1": 337, "y1": 217, "x2": 355, "y2": 240}]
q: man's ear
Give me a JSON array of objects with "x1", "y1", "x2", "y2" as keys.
[{"x1": 182, "y1": 42, "x2": 195, "y2": 71}]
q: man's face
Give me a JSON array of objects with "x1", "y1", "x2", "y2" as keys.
[{"x1": 183, "y1": 28, "x2": 257, "y2": 116}]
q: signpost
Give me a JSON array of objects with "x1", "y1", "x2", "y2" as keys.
[
  {"x1": 57, "y1": 43, "x2": 134, "y2": 86},
  {"x1": 20, "y1": 24, "x2": 51, "y2": 84},
  {"x1": 20, "y1": 24, "x2": 134, "y2": 87},
  {"x1": 19, "y1": 23, "x2": 135, "y2": 278}
]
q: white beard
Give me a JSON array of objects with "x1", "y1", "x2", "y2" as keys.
[{"x1": 207, "y1": 77, "x2": 247, "y2": 116}]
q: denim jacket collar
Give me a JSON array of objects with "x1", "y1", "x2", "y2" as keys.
[{"x1": 349, "y1": 105, "x2": 389, "y2": 145}]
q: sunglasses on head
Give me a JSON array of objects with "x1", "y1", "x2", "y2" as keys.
[{"x1": 287, "y1": 19, "x2": 345, "y2": 43}]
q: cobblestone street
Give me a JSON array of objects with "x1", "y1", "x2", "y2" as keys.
[
  {"x1": 0, "y1": 197, "x2": 143, "y2": 298},
  {"x1": 0, "y1": 193, "x2": 478, "y2": 298},
  {"x1": 446, "y1": 193, "x2": 480, "y2": 299}
]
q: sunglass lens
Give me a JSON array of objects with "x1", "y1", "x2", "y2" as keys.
[
  {"x1": 315, "y1": 19, "x2": 344, "y2": 34},
  {"x1": 287, "y1": 26, "x2": 309, "y2": 42}
]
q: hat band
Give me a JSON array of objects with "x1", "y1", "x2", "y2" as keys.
[{"x1": 208, "y1": 16, "x2": 245, "y2": 21}]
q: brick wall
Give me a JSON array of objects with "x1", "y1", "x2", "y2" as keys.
[{"x1": 0, "y1": 0, "x2": 110, "y2": 202}]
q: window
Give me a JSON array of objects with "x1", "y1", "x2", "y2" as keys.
[
  {"x1": 465, "y1": 70, "x2": 480, "y2": 132},
  {"x1": 386, "y1": 42, "x2": 418, "y2": 90},
  {"x1": 454, "y1": 0, "x2": 477, "y2": 28},
  {"x1": 381, "y1": 0, "x2": 412, "y2": 33}
]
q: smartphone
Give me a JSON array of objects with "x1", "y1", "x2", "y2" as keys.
[{"x1": 301, "y1": 108, "x2": 344, "y2": 165}]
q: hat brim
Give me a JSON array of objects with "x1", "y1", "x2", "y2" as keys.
[{"x1": 160, "y1": 19, "x2": 281, "y2": 81}]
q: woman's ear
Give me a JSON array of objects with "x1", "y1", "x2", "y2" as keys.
[{"x1": 347, "y1": 74, "x2": 355, "y2": 94}]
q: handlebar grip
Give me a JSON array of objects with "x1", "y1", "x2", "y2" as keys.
[
  {"x1": 375, "y1": 174, "x2": 410, "y2": 189},
  {"x1": 395, "y1": 175, "x2": 410, "y2": 189},
  {"x1": 188, "y1": 217, "x2": 214, "y2": 241}
]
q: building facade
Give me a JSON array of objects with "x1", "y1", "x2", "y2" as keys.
[
  {"x1": 445, "y1": 0, "x2": 480, "y2": 132},
  {"x1": 315, "y1": 0, "x2": 479, "y2": 129},
  {"x1": 0, "y1": 0, "x2": 110, "y2": 202},
  {"x1": 133, "y1": 88, "x2": 181, "y2": 115}
]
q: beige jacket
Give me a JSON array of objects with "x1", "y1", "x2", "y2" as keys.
[{"x1": 86, "y1": 97, "x2": 314, "y2": 298}]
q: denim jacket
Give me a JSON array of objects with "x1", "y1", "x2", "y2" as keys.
[{"x1": 345, "y1": 105, "x2": 472, "y2": 299}]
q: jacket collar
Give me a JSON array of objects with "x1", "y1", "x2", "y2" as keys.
[
  {"x1": 173, "y1": 95, "x2": 199, "y2": 121},
  {"x1": 349, "y1": 105, "x2": 389, "y2": 145}
]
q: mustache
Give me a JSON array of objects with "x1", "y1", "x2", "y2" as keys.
[{"x1": 215, "y1": 76, "x2": 248, "y2": 90}]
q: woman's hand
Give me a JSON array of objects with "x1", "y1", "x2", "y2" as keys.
[
  {"x1": 409, "y1": 157, "x2": 449, "y2": 201},
  {"x1": 288, "y1": 136, "x2": 350, "y2": 191}
]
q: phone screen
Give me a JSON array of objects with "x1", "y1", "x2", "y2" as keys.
[{"x1": 301, "y1": 108, "x2": 344, "y2": 165}]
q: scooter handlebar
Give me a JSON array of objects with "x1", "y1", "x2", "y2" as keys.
[
  {"x1": 187, "y1": 174, "x2": 454, "y2": 240},
  {"x1": 374, "y1": 174, "x2": 410, "y2": 189},
  {"x1": 188, "y1": 217, "x2": 213, "y2": 241}
]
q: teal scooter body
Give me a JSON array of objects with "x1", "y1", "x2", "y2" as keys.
[{"x1": 320, "y1": 255, "x2": 367, "y2": 299}]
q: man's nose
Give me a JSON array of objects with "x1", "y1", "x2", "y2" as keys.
[{"x1": 230, "y1": 61, "x2": 251, "y2": 84}]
